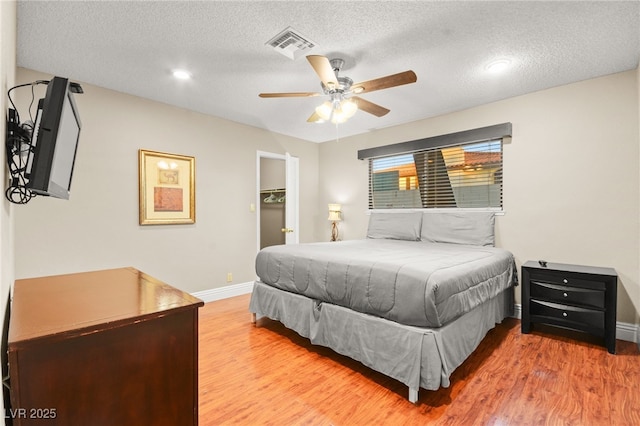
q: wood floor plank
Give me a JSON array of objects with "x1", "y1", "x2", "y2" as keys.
[{"x1": 198, "y1": 295, "x2": 640, "y2": 425}]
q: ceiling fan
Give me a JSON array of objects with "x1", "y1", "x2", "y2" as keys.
[{"x1": 259, "y1": 55, "x2": 417, "y2": 124}]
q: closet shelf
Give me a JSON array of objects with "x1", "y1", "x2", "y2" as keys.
[
  {"x1": 261, "y1": 188, "x2": 286, "y2": 204},
  {"x1": 259, "y1": 188, "x2": 285, "y2": 194}
]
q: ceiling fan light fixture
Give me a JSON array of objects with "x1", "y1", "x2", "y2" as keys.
[
  {"x1": 329, "y1": 99, "x2": 358, "y2": 124},
  {"x1": 341, "y1": 98, "x2": 358, "y2": 117},
  {"x1": 315, "y1": 101, "x2": 334, "y2": 121},
  {"x1": 316, "y1": 97, "x2": 358, "y2": 124},
  {"x1": 331, "y1": 115, "x2": 348, "y2": 124}
]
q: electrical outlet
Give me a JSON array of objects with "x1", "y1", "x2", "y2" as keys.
[{"x1": 226, "y1": 273, "x2": 233, "y2": 283}]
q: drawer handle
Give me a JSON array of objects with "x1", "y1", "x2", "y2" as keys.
[
  {"x1": 563, "y1": 292, "x2": 568, "y2": 297},
  {"x1": 562, "y1": 312, "x2": 568, "y2": 317},
  {"x1": 563, "y1": 279, "x2": 568, "y2": 284}
]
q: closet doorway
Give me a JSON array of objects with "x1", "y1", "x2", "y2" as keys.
[{"x1": 256, "y1": 151, "x2": 299, "y2": 251}]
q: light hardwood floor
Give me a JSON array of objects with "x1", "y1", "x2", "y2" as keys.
[{"x1": 198, "y1": 294, "x2": 640, "y2": 425}]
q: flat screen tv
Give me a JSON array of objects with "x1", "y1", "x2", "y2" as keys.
[{"x1": 26, "y1": 76, "x2": 82, "y2": 199}]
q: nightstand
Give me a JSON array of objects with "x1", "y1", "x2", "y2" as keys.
[{"x1": 521, "y1": 261, "x2": 617, "y2": 354}]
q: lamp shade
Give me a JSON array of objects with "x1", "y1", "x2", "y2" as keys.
[
  {"x1": 316, "y1": 98, "x2": 358, "y2": 124},
  {"x1": 315, "y1": 101, "x2": 333, "y2": 121},
  {"x1": 330, "y1": 99, "x2": 358, "y2": 124},
  {"x1": 341, "y1": 99, "x2": 358, "y2": 117},
  {"x1": 328, "y1": 203, "x2": 342, "y2": 221},
  {"x1": 328, "y1": 211, "x2": 341, "y2": 221}
]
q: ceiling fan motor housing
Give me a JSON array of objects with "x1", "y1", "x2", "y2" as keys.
[
  {"x1": 330, "y1": 58, "x2": 345, "y2": 72},
  {"x1": 322, "y1": 58, "x2": 353, "y2": 94},
  {"x1": 321, "y1": 76, "x2": 353, "y2": 96}
]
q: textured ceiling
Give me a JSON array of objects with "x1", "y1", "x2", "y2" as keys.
[{"x1": 16, "y1": 1, "x2": 640, "y2": 143}]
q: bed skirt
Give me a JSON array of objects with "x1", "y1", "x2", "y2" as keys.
[{"x1": 249, "y1": 281, "x2": 514, "y2": 402}]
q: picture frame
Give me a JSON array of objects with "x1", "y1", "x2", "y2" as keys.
[{"x1": 138, "y1": 149, "x2": 195, "y2": 225}]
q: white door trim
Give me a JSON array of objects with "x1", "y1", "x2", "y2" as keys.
[
  {"x1": 285, "y1": 153, "x2": 300, "y2": 245},
  {"x1": 256, "y1": 151, "x2": 299, "y2": 253}
]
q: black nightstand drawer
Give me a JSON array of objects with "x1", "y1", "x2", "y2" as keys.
[
  {"x1": 529, "y1": 270, "x2": 606, "y2": 291},
  {"x1": 530, "y1": 300, "x2": 604, "y2": 333},
  {"x1": 530, "y1": 281, "x2": 605, "y2": 309}
]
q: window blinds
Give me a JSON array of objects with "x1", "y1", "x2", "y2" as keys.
[{"x1": 362, "y1": 124, "x2": 510, "y2": 210}]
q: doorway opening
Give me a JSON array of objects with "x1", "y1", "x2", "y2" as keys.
[
  {"x1": 256, "y1": 151, "x2": 299, "y2": 252},
  {"x1": 259, "y1": 157, "x2": 285, "y2": 249}
]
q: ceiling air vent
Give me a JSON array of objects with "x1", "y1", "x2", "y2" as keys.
[{"x1": 266, "y1": 27, "x2": 317, "y2": 60}]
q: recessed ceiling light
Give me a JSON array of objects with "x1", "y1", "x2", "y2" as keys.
[
  {"x1": 485, "y1": 59, "x2": 511, "y2": 73},
  {"x1": 172, "y1": 69, "x2": 192, "y2": 80}
]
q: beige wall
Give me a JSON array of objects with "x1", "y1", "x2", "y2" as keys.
[
  {"x1": 9, "y1": 64, "x2": 640, "y2": 325},
  {"x1": 13, "y1": 68, "x2": 319, "y2": 293},
  {"x1": 0, "y1": 0, "x2": 16, "y2": 418},
  {"x1": 319, "y1": 70, "x2": 640, "y2": 324}
]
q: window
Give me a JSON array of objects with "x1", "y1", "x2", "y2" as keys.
[{"x1": 365, "y1": 134, "x2": 507, "y2": 210}]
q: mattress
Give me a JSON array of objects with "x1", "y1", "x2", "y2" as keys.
[{"x1": 255, "y1": 239, "x2": 516, "y2": 328}]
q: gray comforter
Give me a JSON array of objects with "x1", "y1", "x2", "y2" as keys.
[{"x1": 255, "y1": 239, "x2": 516, "y2": 328}]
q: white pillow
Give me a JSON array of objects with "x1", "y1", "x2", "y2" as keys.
[
  {"x1": 366, "y1": 212, "x2": 422, "y2": 241},
  {"x1": 421, "y1": 211, "x2": 495, "y2": 246}
]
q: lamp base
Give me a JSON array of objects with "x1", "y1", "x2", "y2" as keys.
[{"x1": 330, "y1": 221, "x2": 339, "y2": 242}]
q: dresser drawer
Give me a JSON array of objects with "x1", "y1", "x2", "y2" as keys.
[
  {"x1": 530, "y1": 300, "x2": 604, "y2": 333},
  {"x1": 530, "y1": 281, "x2": 605, "y2": 309}
]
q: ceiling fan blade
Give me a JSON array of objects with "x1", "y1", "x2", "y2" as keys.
[
  {"x1": 352, "y1": 96, "x2": 390, "y2": 117},
  {"x1": 259, "y1": 92, "x2": 321, "y2": 98},
  {"x1": 307, "y1": 111, "x2": 323, "y2": 123},
  {"x1": 351, "y1": 70, "x2": 417, "y2": 94},
  {"x1": 307, "y1": 55, "x2": 339, "y2": 89}
]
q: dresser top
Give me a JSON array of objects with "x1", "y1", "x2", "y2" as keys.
[
  {"x1": 522, "y1": 260, "x2": 617, "y2": 277},
  {"x1": 9, "y1": 267, "x2": 203, "y2": 346}
]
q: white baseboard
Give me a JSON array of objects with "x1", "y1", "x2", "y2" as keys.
[
  {"x1": 512, "y1": 303, "x2": 639, "y2": 344},
  {"x1": 617, "y1": 321, "x2": 640, "y2": 345},
  {"x1": 192, "y1": 281, "x2": 253, "y2": 303}
]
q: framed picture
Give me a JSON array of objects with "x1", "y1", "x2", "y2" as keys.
[{"x1": 138, "y1": 149, "x2": 195, "y2": 225}]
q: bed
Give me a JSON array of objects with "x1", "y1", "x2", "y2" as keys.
[{"x1": 249, "y1": 211, "x2": 517, "y2": 403}]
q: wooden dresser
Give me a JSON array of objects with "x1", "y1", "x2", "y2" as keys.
[
  {"x1": 521, "y1": 261, "x2": 617, "y2": 354},
  {"x1": 7, "y1": 267, "x2": 203, "y2": 425}
]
